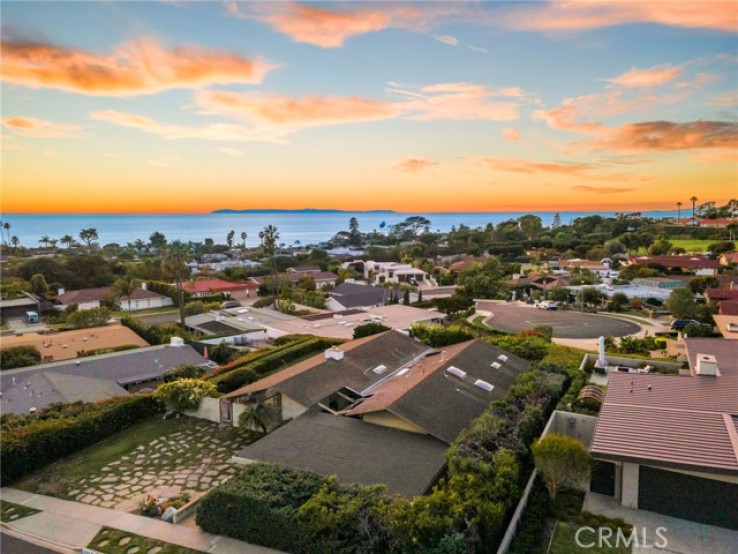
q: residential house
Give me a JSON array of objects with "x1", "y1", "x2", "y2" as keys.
[
  {"x1": 589, "y1": 338, "x2": 738, "y2": 530},
  {"x1": 712, "y1": 314, "x2": 738, "y2": 339},
  {"x1": 0, "y1": 292, "x2": 41, "y2": 320},
  {"x1": 706, "y1": 287, "x2": 738, "y2": 313},
  {"x1": 226, "y1": 331, "x2": 531, "y2": 497},
  {"x1": 631, "y1": 277, "x2": 687, "y2": 290},
  {"x1": 561, "y1": 258, "x2": 615, "y2": 278},
  {"x1": 697, "y1": 218, "x2": 736, "y2": 228},
  {"x1": 719, "y1": 252, "x2": 738, "y2": 266},
  {"x1": 0, "y1": 341, "x2": 211, "y2": 414},
  {"x1": 56, "y1": 285, "x2": 172, "y2": 311},
  {"x1": 363, "y1": 261, "x2": 430, "y2": 286},
  {"x1": 325, "y1": 282, "x2": 394, "y2": 311},
  {"x1": 180, "y1": 278, "x2": 258, "y2": 299},
  {"x1": 251, "y1": 271, "x2": 338, "y2": 289}
]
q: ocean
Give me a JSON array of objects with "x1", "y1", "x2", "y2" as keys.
[{"x1": 0, "y1": 210, "x2": 679, "y2": 248}]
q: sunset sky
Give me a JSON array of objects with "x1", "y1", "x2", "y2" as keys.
[{"x1": 2, "y1": 1, "x2": 737, "y2": 214}]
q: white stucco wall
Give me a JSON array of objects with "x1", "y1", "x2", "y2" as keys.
[{"x1": 184, "y1": 396, "x2": 221, "y2": 423}]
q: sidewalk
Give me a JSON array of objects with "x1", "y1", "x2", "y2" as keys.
[{"x1": 1, "y1": 488, "x2": 283, "y2": 554}]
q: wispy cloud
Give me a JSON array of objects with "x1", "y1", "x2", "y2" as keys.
[
  {"x1": 505, "y1": 1, "x2": 737, "y2": 33},
  {"x1": 391, "y1": 82, "x2": 528, "y2": 121},
  {"x1": 90, "y1": 109, "x2": 286, "y2": 143},
  {"x1": 464, "y1": 156, "x2": 651, "y2": 182},
  {"x1": 432, "y1": 34, "x2": 459, "y2": 46},
  {"x1": 1, "y1": 38, "x2": 274, "y2": 96},
  {"x1": 468, "y1": 45, "x2": 488, "y2": 53},
  {"x1": 218, "y1": 147, "x2": 243, "y2": 157},
  {"x1": 606, "y1": 63, "x2": 683, "y2": 88},
  {"x1": 195, "y1": 90, "x2": 399, "y2": 128},
  {"x1": 229, "y1": 2, "x2": 461, "y2": 48},
  {"x1": 571, "y1": 185, "x2": 634, "y2": 194},
  {"x1": 503, "y1": 128, "x2": 522, "y2": 142},
  {"x1": 581, "y1": 120, "x2": 738, "y2": 151},
  {"x1": 3, "y1": 116, "x2": 82, "y2": 138},
  {"x1": 395, "y1": 157, "x2": 439, "y2": 172}
]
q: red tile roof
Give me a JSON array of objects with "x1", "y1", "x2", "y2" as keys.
[
  {"x1": 721, "y1": 301, "x2": 738, "y2": 316},
  {"x1": 180, "y1": 278, "x2": 257, "y2": 294},
  {"x1": 707, "y1": 288, "x2": 738, "y2": 302}
]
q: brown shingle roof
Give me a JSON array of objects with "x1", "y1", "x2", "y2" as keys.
[
  {"x1": 628, "y1": 255, "x2": 721, "y2": 269},
  {"x1": 57, "y1": 286, "x2": 166, "y2": 305}
]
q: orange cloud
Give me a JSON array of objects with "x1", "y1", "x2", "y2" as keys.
[
  {"x1": 89, "y1": 109, "x2": 285, "y2": 143},
  {"x1": 392, "y1": 82, "x2": 524, "y2": 121},
  {"x1": 503, "y1": 128, "x2": 522, "y2": 142},
  {"x1": 195, "y1": 90, "x2": 398, "y2": 128},
  {"x1": 1, "y1": 38, "x2": 273, "y2": 96},
  {"x1": 571, "y1": 185, "x2": 635, "y2": 194},
  {"x1": 235, "y1": 2, "x2": 459, "y2": 48},
  {"x1": 582, "y1": 120, "x2": 738, "y2": 151},
  {"x1": 395, "y1": 157, "x2": 439, "y2": 172},
  {"x1": 606, "y1": 64, "x2": 683, "y2": 88},
  {"x1": 3, "y1": 116, "x2": 82, "y2": 138},
  {"x1": 508, "y1": 1, "x2": 737, "y2": 33},
  {"x1": 465, "y1": 156, "x2": 650, "y2": 182}
]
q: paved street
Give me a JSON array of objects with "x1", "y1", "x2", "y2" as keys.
[{"x1": 1, "y1": 531, "x2": 69, "y2": 554}]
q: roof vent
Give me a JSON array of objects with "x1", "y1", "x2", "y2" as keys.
[
  {"x1": 497, "y1": 354, "x2": 509, "y2": 362},
  {"x1": 474, "y1": 379, "x2": 494, "y2": 392},
  {"x1": 397, "y1": 368, "x2": 410, "y2": 377},
  {"x1": 446, "y1": 366, "x2": 467, "y2": 379},
  {"x1": 696, "y1": 354, "x2": 718, "y2": 376},
  {"x1": 324, "y1": 347, "x2": 345, "y2": 361},
  {"x1": 491, "y1": 362, "x2": 501, "y2": 370},
  {"x1": 372, "y1": 364, "x2": 388, "y2": 375},
  {"x1": 170, "y1": 337, "x2": 184, "y2": 347}
]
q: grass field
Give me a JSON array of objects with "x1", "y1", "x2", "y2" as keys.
[{"x1": 668, "y1": 239, "x2": 737, "y2": 253}]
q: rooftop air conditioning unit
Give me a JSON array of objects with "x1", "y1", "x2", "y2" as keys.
[{"x1": 324, "y1": 347, "x2": 345, "y2": 361}]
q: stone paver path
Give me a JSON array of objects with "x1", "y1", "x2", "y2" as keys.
[{"x1": 64, "y1": 421, "x2": 241, "y2": 512}]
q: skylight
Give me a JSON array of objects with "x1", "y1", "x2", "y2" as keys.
[
  {"x1": 474, "y1": 379, "x2": 494, "y2": 392},
  {"x1": 446, "y1": 366, "x2": 467, "y2": 379},
  {"x1": 497, "y1": 355, "x2": 509, "y2": 362},
  {"x1": 491, "y1": 362, "x2": 501, "y2": 370},
  {"x1": 397, "y1": 368, "x2": 410, "y2": 377},
  {"x1": 373, "y1": 365, "x2": 388, "y2": 374}
]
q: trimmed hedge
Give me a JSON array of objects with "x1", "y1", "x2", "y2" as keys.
[
  {"x1": 208, "y1": 337, "x2": 345, "y2": 393},
  {"x1": 0, "y1": 395, "x2": 161, "y2": 484},
  {"x1": 0, "y1": 345, "x2": 41, "y2": 370}
]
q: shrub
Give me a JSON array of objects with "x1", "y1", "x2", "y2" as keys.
[
  {"x1": 532, "y1": 434, "x2": 592, "y2": 499},
  {"x1": 353, "y1": 322, "x2": 390, "y2": 339},
  {"x1": 1, "y1": 395, "x2": 161, "y2": 484},
  {"x1": 484, "y1": 335, "x2": 549, "y2": 362},
  {"x1": 252, "y1": 295, "x2": 275, "y2": 308},
  {"x1": 410, "y1": 323, "x2": 474, "y2": 347},
  {"x1": 0, "y1": 345, "x2": 42, "y2": 369},
  {"x1": 67, "y1": 307, "x2": 110, "y2": 329},
  {"x1": 153, "y1": 379, "x2": 218, "y2": 412}
]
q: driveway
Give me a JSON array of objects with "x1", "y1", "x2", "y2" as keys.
[{"x1": 477, "y1": 301, "x2": 641, "y2": 339}]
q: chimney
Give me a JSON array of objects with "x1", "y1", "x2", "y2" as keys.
[
  {"x1": 141, "y1": 282, "x2": 147, "y2": 290},
  {"x1": 58, "y1": 288, "x2": 65, "y2": 296},
  {"x1": 597, "y1": 336, "x2": 607, "y2": 368},
  {"x1": 170, "y1": 336, "x2": 185, "y2": 347},
  {"x1": 696, "y1": 354, "x2": 718, "y2": 376},
  {"x1": 324, "y1": 347, "x2": 344, "y2": 361}
]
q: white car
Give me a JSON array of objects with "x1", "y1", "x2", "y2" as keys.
[{"x1": 537, "y1": 300, "x2": 559, "y2": 310}]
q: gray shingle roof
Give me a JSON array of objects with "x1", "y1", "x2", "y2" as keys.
[
  {"x1": 328, "y1": 283, "x2": 392, "y2": 309},
  {"x1": 235, "y1": 409, "x2": 448, "y2": 498}
]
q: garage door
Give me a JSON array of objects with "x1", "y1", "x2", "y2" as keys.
[{"x1": 638, "y1": 466, "x2": 738, "y2": 530}]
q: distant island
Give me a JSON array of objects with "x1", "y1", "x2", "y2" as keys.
[{"x1": 211, "y1": 208, "x2": 397, "y2": 214}]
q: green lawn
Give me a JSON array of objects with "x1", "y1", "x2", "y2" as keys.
[
  {"x1": 88, "y1": 526, "x2": 202, "y2": 554},
  {"x1": 668, "y1": 239, "x2": 737, "y2": 253},
  {"x1": 549, "y1": 521, "x2": 631, "y2": 554},
  {"x1": 16, "y1": 417, "x2": 191, "y2": 497},
  {"x1": 0, "y1": 500, "x2": 40, "y2": 523}
]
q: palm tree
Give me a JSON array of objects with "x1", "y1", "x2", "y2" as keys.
[
  {"x1": 49, "y1": 239, "x2": 58, "y2": 249},
  {"x1": 164, "y1": 241, "x2": 190, "y2": 329},
  {"x1": 238, "y1": 401, "x2": 275, "y2": 434},
  {"x1": 60, "y1": 234, "x2": 74, "y2": 248},
  {"x1": 690, "y1": 196, "x2": 698, "y2": 225},
  {"x1": 240, "y1": 231, "x2": 247, "y2": 249},
  {"x1": 39, "y1": 235, "x2": 51, "y2": 248},
  {"x1": 259, "y1": 225, "x2": 280, "y2": 298},
  {"x1": 10, "y1": 236, "x2": 19, "y2": 255},
  {"x1": 3, "y1": 222, "x2": 10, "y2": 244},
  {"x1": 112, "y1": 274, "x2": 139, "y2": 312},
  {"x1": 676, "y1": 202, "x2": 682, "y2": 225},
  {"x1": 0, "y1": 220, "x2": 4, "y2": 244}
]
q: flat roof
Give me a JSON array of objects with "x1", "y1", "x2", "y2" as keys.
[
  {"x1": 713, "y1": 315, "x2": 738, "y2": 340},
  {"x1": 0, "y1": 325, "x2": 148, "y2": 364},
  {"x1": 235, "y1": 409, "x2": 448, "y2": 498}
]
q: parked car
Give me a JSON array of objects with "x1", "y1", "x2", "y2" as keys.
[
  {"x1": 669, "y1": 319, "x2": 710, "y2": 331},
  {"x1": 537, "y1": 300, "x2": 558, "y2": 310},
  {"x1": 220, "y1": 300, "x2": 242, "y2": 309}
]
